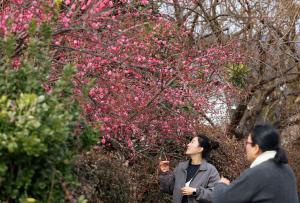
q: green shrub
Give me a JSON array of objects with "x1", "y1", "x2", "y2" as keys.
[{"x1": 0, "y1": 22, "x2": 97, "y2": 202}]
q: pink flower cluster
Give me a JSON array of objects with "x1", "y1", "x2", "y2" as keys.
[{"x1": 1, "y1": 0, "x2": 242, "y2": 155}]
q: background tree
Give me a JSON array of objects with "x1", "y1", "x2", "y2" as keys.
[
  {"x1": 159, "y1": 0, "x2": 299, "y2": 136},
  {"x1": 158, "y1": 0, "x2": 300, "y2": 191}
]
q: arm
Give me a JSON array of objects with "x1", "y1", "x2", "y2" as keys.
[
  {"x1": 212, "y1": 170, "x2": 258, "y2": 203},
  {"x1": 159, "y1": 170, "x2": 175, "y2": 195},
  {"x1": 194, "y1": 167, "x2": 220, "y2": 202}
]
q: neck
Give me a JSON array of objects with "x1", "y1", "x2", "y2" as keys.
[{"x1": 190, "y1": 155, "x2": 202, "y2": 165}]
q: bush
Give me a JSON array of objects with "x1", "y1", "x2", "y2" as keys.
[
  {"x1": 0, "y1": 21, "x2": 97, "y2": 202},
  {"x1": 74, "y1": 151, "x2": 131, "y2": 203}
]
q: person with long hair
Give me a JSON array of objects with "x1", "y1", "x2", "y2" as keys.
[
  {"x1": 212, "y1": 124, "x2": 298, "y2": 203},
  {"x1": 159, "y1": 135, "x2": 220, "y2": 203}
]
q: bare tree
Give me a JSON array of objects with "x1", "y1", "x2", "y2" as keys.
[{"x1": 159, "y1": 0, "x2": 300, "y2": 138}]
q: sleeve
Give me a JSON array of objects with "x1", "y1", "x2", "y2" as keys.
[
  {"x1": 195, "y1": 166, "x2": 220, "y2": 203},
  {"x1": 212, "y1": 170, "x2": 259, "y2": 203},
  {"x1": 159, "y1": 168, "x2": 176, "y2": 195}
]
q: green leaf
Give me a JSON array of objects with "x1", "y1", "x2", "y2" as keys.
[
  {"x1": 0, "y1": 163, "x2": 8, "y2": 174},
  {"x1": 3, "y1": 35, "x2": 16, "y2": 58},
  {"x1": 40, "y1": 22, "x2": 52, "y2": 41},
  {"x1": 28, "y1": 20, "x2": 37, "y2": 36},
  {"x1": 7, "y1": 142, "x2": 18, "y2": 152}
]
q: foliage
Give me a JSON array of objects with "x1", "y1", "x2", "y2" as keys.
[
  {"x1": 0, "y1": 6, "x2": 97, "y2": 202},
  {"x1": 53, "y1": 1, "x2": 242, "y2": 155},
  {"x1": 226, "y1": 63, "x2": 250, "y2": 88},
  {"x1": 74, "y1": 152, "x2": 131, "y2": 203},
  {"x1": 0, "y1": 0, "x2": 248, "y2": 200},
  {"x1": 0, "y1": 0, "x2": 242, "y2": 158}
]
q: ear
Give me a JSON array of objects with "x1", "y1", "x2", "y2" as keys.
[
  {"x1": 253, "y1": 144, "x2": 261, "y2": 156},
  {"x1": 198, "y1": 147, "x2": 204, "y2": 153}
]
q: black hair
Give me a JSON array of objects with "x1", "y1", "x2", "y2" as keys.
[
  {"x1": 197, "y1": 134, "x2": 219, "y2": 160},
  {"x1": 251, "y1": 124, "x2": 288, "y2": 164}
]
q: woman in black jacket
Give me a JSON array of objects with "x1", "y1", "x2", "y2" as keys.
[{"x1": 212, "y1": 124, "x2": 298, "y2": 203}]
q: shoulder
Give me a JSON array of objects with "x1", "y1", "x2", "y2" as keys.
[
  {"x1": 253, "y1": 160, "x2": 296, "y2": 179},
  {"x1": 206, "y1": 162, "x2": 218, "y2": 170},
  {"x1": 174, "y1": 160, "x2": 189, "y2": 172},
  {"x1": 202, "y1": 160, "x2": 218, "y2": 172},
  {"x1": 177, "y1": 160, "x2": 189, "y2": 168},
  {"x1": 240, "y1": 160, "x2": 287, "y2": 182},
  {"x1": 250, "y1": 160, "x2": 285, "y2": 174},
  {"x1": 200, "y1": 161, "x2": 219, "y2": 178}
]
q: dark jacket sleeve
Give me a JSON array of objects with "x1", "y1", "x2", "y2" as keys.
[
  {"x1": 159, "y1": 169, "x2": 176, "y2": 195},
  {"x1": 212, "y1": 169, "x2": 261, "y2": 203},
  {"x1": 195, "y1": 166, "x2": 220, "y2": 202}
]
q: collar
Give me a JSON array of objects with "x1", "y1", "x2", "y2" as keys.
[
  {"x1": 182, "y1": 159, "x2": 208, "y2": 172},
  {"x1": 250, "y1": 150, "x2": 276, "y2": 168}
]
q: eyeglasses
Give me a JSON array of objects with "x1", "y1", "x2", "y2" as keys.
[{"x1": 244, "y1": 141, "x2": 253, "y2": 146}]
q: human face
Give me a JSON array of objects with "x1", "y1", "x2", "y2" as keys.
[
  {"x1": 245, "y1": 135, "x2": 259, "y2": 163},
  {"x1": 185, "y1": 137, "x2": 203, "y2": 155}
]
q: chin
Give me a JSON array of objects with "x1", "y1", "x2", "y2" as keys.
[{"x1": 246, "y1": 157, "x2": 254, "y2": 163}]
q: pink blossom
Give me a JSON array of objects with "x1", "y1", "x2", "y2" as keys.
[
  {"x1": 141, "y1": 0, "x2": 149, "y2": 5},
  {"x1": 65, "y1": 0, "x2": 71, "y2": 5},
  {"x1": 0, "y1": 0, "x2": 241, "y2": 156}
]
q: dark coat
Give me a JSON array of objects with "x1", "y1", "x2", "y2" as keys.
[
  {"x1": 160, "y1": 160, "x2": 220, "y2": 203},
  {"x1": 212, "y1": 159, "x2": 299, "y2": 203}
]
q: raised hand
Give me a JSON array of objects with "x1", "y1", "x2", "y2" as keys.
[
  {"x1": 219, "y1": 176, "x2": 230, "y2": 185},
  {"x1": 159, "y1": 160, "x2": 170, "y2": 172}
]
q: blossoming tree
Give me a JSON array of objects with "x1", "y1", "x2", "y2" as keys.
[{"x1": 1, "y1": 0, "x2": 241, "y2": 158}]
